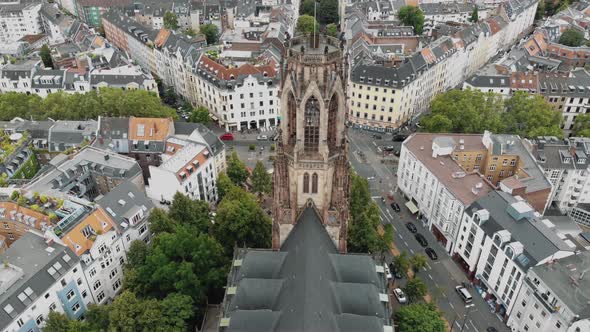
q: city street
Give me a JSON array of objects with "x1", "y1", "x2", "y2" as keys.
[{"x1": 348, "y1": 128, "x2": 508, "y2": 332}]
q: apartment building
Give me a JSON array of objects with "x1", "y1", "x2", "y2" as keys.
[
  {"x1": 0, "y1": 232, "x2": 92, "y2": 332},
  {"x1": 193, "y1": 55, "x2": 280, "y2": 131},
  {"x1": 75, "y1": 0, "x2": 132, "y2": 27},
  {"x1": 127, "y1": 117, "x2": 174, "y2": 181},
  {"x1": 347, "y1": 0, "x2": 538, "y2": 131},
  {"x1": 148, "y1": 135, "x2": 218, "y2": 203},
  {"x1": 0, "y1": 1, "x2": 43, "y2": 55},
  {"x1": 453, "y1": 191, "x2": 575, "y2": 320},
  {"x1": 421, "y1": 2, "x2": 487, "y2": 36},
  {"x1": 0, "y1": 201, "x2": 52, "y2": 247},
  {"x1": 398, "y1": 131, "x2": 553, "y2": 252},
  {"x1": 507, "y1": 250, "x2": 590, "y2": 332},
  {"x1": 48, "y1": 120, "x2": 97, "y2": 152}
]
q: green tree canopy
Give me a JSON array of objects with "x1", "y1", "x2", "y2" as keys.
[
  {"x1": 573, "y1": 114, "x2": 590, "y2": 137},
  {"x1": 40, "y1": 44, "x2": 54, "y2": 69},
  {"x1": 395, "y1": 302, "x2": 445, "y2": 332},
  {"x1": 470, "y1": 7, "x2": 479, "y2": 23},
  {"x1": 200, "y1": 24, "x2": 220, "y2": 44},
  {"x1": 403, "y1": 277, "x2": 428, "y2": 303},
  {"x1": 163, "y1": 11, "x2": 179, "y2": 30},
  {"x1": 168, "y1": 192, "x2": 211, "y2": 233},
  {"x1": 213, "y1": 186, "x2": 272, "y2": 254},
  {"x1": 300, "y1": 0, "x2": 339, "y2": 24},
  {"x1": 226, "y1": 151, "x2": 249, "y2": 186},
  {"x1": 296, "y1": 15, "x2": 319, "y2": 34},
  {"x1": 251, "y1": 161, "x2": 272, "y2": 195},
  {"x1": 189, "y1": 106, "x2": 212, "y2": 125},
  {"x1": 147, "y1": 208, "x2": 176, "y2": 235},
  {"x1": 559, "y1": 28, "x2": 585, "y2": 47},
  {"x1": 216, "y1": 172, "x2": 235, "y2": 201},
  {"x1": 326, "y1": 23, "x2": 338, "y2": 37},
  {"x1": 126, "y1": 240, "x2": 149, "y2": 269},
  {"x1": 504, "y1": 91, "x2": 562, "y2": 138},
  {"x1": 393, "y1": 251, "x2": 411, "y2": 276},
  {"x1": 397, "y1": 6, "x2": 425, "y2": 35},
  {"x1": 410, "y1": 253, "x2": 428, "y2": 272}
]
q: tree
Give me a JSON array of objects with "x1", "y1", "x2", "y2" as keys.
[
  {"x1": 326, "y1": 23, "x2": 338, "y2": 37},
  {"x1": 347, "y1": 173, "x2": 382, "y2": 253},
  {"x1": 189, "y1": 106, "x2": 211, "y2": 125},
  {"x1": 573, "y1": 114, "x2": 590, "y2": 137},
  {"x1": 395, "y1": 303, "x2": 445, "y2": 332},
  {"x1": 217, "y1": 172, "x2": 235, "y2": 201},
  {"x1": 300, "y1": 0, "x2": 339, "y2": 25},
  {"x1": 300, "y1": 0, "x2": 316, "y2": 16},
  {"x1": 163, "y1": 11, "x2": 179, "y2": 30},
  {"x1": 168, "y1": 192, "x2": 211, "y2": 233},
  {"x1": 469, "y1": 7, "x2": 479, "y2": 23},
  {"x1": 504, "y1": 91, "x2": 562, "y2": 138},
  {"x1": 84, "y1": 304, "x2": 111, "y2": 331},
  {"x1": 147, "y1": 208, "x2": 176, "y2": 235},
  {"x1": 559, "y1": 28, "x2": 585, "y2": 47},
  {"x1": 226, "y1": 151, "x2": 249, "y2": 186},
  {"x1": 40, "y1": 44, "x2": 54, "y2": 69},
  {"x1": 420, "y1": 114, "x2": 453, "y2": 133},
  {"x1": 410, "y1": 254, "x2": 428, "y2": 272},
  {"x1": 393, "y1": 251, "x2": 411, "y2": 277},
  {"x1": 163, "y1": 87, "x2": 177, "y2": 106},
  {"x1": 297, "y1": 15, "x2": 319, "y2": 35},
  {"x1": 44, "y1": 311, "x2": 76, "y2": 331},
  {"x1": 397, "y1": 6, "x2": 425, "y2": 35},
  {"x1": 535, "y1": 0, "x2": 546, "y2": 19},
  {"x1": 185, "y1": 27, "x2": 197, "y2": 37},
  {"x1": 213, "y1": 186, "x2": 272, "y2": 254},
  {"x1": 251, "y1": 161, "x2": 272, "y2": 196},
  {"x1": 126, "y1": 240, "x2": 149, "y2": 269},
  {"x1": 404, "y1": 277, "x2": 428, "y2": 303},
  {"x1": 200, "y1": 23, "x2": 219, "y2": 45}
]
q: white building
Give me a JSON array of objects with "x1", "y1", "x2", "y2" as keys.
[
  {"x1": 0, "y1": 232, "x2": 92, "y2": 332},
  {"x1": 454, "y1": 191, "x2": 575, "y2": 320},
  {"x1": 421, "y1": 2, "x2": 488, "y2": 36},
  {"x1": 193, "y1": 55, "x2": 280, "y2": 131},
  {"x1": 0, "y1": 2, "x2": 43, "y2": 55},
  {"x1": 462, "y1": 74, "x2": 512, "y2": 98},
  {"x1": 147, "y1": 133, "x2": 218, "y2": 203},
  {"x1": 507, "y1": 250, "x2": 590, "y2": 332}
]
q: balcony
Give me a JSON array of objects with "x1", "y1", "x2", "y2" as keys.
[{"x1": 525, "y1": 278, "x2": 557, "y2": 313}]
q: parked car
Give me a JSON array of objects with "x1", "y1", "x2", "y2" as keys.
[
  {"x1": 220, "y1": 132, "x2": 234, "y2": 141},
  {"x1": 393, "y1": 288, "x2": 407, "y2": 304},
  {"x1": 394, "y1": 150, "x2": 401, "y2": 157},
  {"x1": 406, "y1": 222, "x2": 417, "y2": 233},
  {"x1": 390, "y1": 202, "x2": 400, "y2": 212},
  {"x1": 425, "y1": 247, "x2": 438, "y2": 260},
  {"x1": 383, "y1": 146, "x2": 395, "y2": 152},
  {"x1": 455, "y1": 285, "x2": 473, "y2": 303},
  {"x1": 372, "y1": 134, "x2": 382, "y2": 140},
  {"x1": 390, "y1": 263, "x2": 403, "y2": 279},
  {"x1": 486, "y1": 328, "x2": 498, "y2": 332},
  {"x1": 392, "y1": 134, "x2": 408, "y2": 142},
  {"x1": 384, "y1": 264, "x2": 392, "y2": 280},
  {"x1": 415, "y1": 233, "x2": 428, "y2": 247},
  {"x1": 257, "y1": 134, "x2": 268, "y2": 141}
]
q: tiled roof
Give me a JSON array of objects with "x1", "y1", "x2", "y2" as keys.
[{"x1": 128, "y1": 117, "x2": 172, "y2": 141}]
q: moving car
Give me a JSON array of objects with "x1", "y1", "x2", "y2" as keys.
[
  {"x1": 415, "y1": 233, "x2": 428, "y2": 247},
  {"x1": 405, "y1": 222, "x2": 417, "y2": 233},
  {"x1": 219, "y1": 132, "x2": 234, "y2": 141},
  {"x1": 425, "y1": 247, "x2": 438, "y2": 260},
  {"x1": 390, "y1": 202, "x2": 400, "y2": 212},
  {"x1": 257, "y1": 134, "x2": 268, "y2": 141},
  {"x1": 455, "y1": 285, "x2": 473, "y2": 303},
  {"x1": 383, "y1": 146, "x2": 395, "y2": 152},
  {"x1": 392, "y1": 134, "x2": 408, "y2": 142},
  {"x1": 393, "y1": 288, "x2": 407, "y2": 304}
]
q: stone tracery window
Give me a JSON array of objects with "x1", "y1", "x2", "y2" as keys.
[
  {"x1": 312, "y1": 173, "x2": 318, "y2": 193},
  {"x1": 327, "y1": 94, "x2": 338, "y2": 149},
  {"x1": 304, "y1": 96, "x2": 320, "y2": 152},
  {"x1": 287, "y1": 92, "x2": 297, "y2": 146},
  {"x1": 303, "y1": 173, "x2": 310, "y2": 193}
]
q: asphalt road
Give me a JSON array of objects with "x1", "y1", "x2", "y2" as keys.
[{"x1": 348, "y1": 128, "x2": 508, "y2": 332}]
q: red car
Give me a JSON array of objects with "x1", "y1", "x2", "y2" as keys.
[{"x1": 219, "y1": 133, "x2": 234, "y2": 141}]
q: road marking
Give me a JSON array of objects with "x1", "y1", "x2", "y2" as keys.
[
  {"x1": 434, "y1": 282, "x2": 439, "y2": 287},
  {"x1": 454, "y1": 321, "x2": 461, "y2": 329},
  {"x1": 449, "y1": 302, "x2": 455, "y2": 310},
  {"x1": 372, "y1": 141, "x2": 377, "y2": 147},
  {"x1": 428, "y1": 274, "x2": 433, "y2": 280},
  {"x1": 409, "y1": 248, "x2": 415, "y2": 254},
  {"x1": 399, "y1": 234, "x2": 404, "y2": 240},
  {"x1": 403, "y1": 241, "x2": 409, "y2": 247},
  {"x1": 386, "y1": 209, "x2": 393, "y2": 219},
  {"x1": 469, "y1": 320, "x2": 479, "y2": 332},
  {"x1": 380, "y1": 216, "x2": 384, "y2": 222},
  {"x1": 426, "y1": 263, "x2": 432, "y2": 270},
  {"x1": 392, "y1": 225, "x2": 397, "y2": 231}
]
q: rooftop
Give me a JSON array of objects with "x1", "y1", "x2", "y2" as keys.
[
  {"x1": 221, "y1": 207, "x2": 391, "y2": 332},
  {"x1": 128, "y1": 117, "x2": 172, "y2": 141},
  {"x1": 95, "y1": 180, "x2": 153, "y2": 229}
]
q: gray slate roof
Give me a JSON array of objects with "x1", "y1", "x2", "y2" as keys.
[
  {"x1": 0, "y1": 232, "x2": 79, "y2": 330},
  {"x1": 95, "y1": 180, "x2": 153, "y2": 228},
  {"x1": 469, "y1": 191, "x2": 571, "y2": 269},
  {"x1": 222, "y1": 207, "x2": 390, "y2": 332}
]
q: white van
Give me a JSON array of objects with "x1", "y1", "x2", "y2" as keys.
[{"x1": 455, "y1": 286, "x2": 473, "y2": 304}]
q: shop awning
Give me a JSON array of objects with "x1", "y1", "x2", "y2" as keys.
[{"x1": 405, "y1": 201, "x2": 419, "y2": 214}]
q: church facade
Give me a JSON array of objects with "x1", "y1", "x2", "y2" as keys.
[{"x1": 272, "y1": 34, "x2": 351, "y2": 253}]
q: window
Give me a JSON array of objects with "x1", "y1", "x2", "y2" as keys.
[
  {"x1": 77, "y1": 278, "x2": 82, "y2": 286},
  {"x1": 82, "y1": 225, "x2": 94, "y2": 238},
  {"x1": 517, "y1": 311, "x2": 521, "y2": 318},
  {"x1": 139, "y1": 224, "x2": 147, "y2": 235},
  {"x1": 521, "y1": 299, "x2": 527, "y2": 307},
  {"x1": 312, "y1": 173, "x2": 318, "y2": 194},
  {"x1": 17, "y1": 318, "x2": 24, "y2": 327},
  {"x1": 303, "y1": 97, "x2": 320, "y2": 152},
  {"x1": 89, "y1": 268, "x2": 96, "y2": 277},
  {"x1": 109, "y1": 268, "x2": 118, "y2": 279},
  {"x1": 36, "y1": 314, "x2": 44, "y2": 325},
  {"x1": 93, "y1": 280, "x2": 102, "y2": 291},
  {"x1": 303, "y1": 173, "x2": 310, "y2": 193},
  {"x1": 82, "y1": 290, "x2": 87, "y2": 298},
  {"x1": 126, "y1": 234, "x2": 131, "y2": 242},
  {"x1": 97, "y1": 291, "x2": 105, "y2": 302},
  {"x1": 66, "y1": 290, "x2": 75, "y2": 300},
  {"x1": 49, "y1": 303, "x2": 56, "y2": 311},
  {"x1": 71, "y1": 302, "x2": 80, "y2": 313},
  {"x1": 112, "y1": 279, "x2": 122, "y2": 291}
]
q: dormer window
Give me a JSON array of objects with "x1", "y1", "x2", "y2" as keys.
[
  {"x1": 493, "y1": 234, "x2": 502, "y2": 246},
  {"x1": 578, "y1": 158, "x2": 586, "y2": 164}
]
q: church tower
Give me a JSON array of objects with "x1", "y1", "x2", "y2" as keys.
[{"x1": 272, "y1": 34, "x2": 350, "y2": 253}]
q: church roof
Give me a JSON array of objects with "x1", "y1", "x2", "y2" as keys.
[{"x1": 221, "y1": 207, "x2": 391, "y2": 332}]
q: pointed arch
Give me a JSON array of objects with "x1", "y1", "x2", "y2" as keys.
[
  {"x1": 287, "y1": 92, "x2": 297, "y2": 146},
  {"x1": 303, "y1": 173, "x2": 310, "y2": 193},
  {"x1": 327, "y1": 93, "x2": 339, "y2": 149},
  {"x1": 304, "y1": 96, "x2": 320, "y2": 152},
  {"x1": 311, "y1": 173, "x2": 318, "y2": 194}
]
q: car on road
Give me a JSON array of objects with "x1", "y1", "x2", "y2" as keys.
[
  {"x1": 485, "y1": 328, "x2": 498, "y2": 332},
  {"x1": 390, "y1": 202, "x2": 400, "y2": 212},
  {"x1": 383, "y1": 146, "x2": 395, "y2": 152},
  {"x1": 425, "y1": 247, "x2": 438, "y2": 260},
  {"x1": 393, "y1": 288, "x2": 407, "y2": 304},
  {"x1": 389, "y1": 264, "x2": 403, "y2": 279},
  {"x1": 455, "y1": 285, "x2": 473, "y2": 303},
  {"x1": 415, "y1": 233, "x2": 428, "y2": 247},
  {"x1": 384, "y1": 264, "x2": 392, "y2": 280},
  {"x1": 394, "y1": 150, "x2": 401, "y2": 157},
  {"x1": 405, "y1": 222, "x2": 417, "y2": 233},
  {"x1": 257, "y1": 135, "x2": 268, "y2": 141},
  {"x1": 392, "y1": 134, "x2": 408, "y2": 142},
  {"x1": 372, "y1": 134, "x2": 382, "y2": 139},
  {"x1": 220, "y1": 133, "x2": 234, "y2": 141}
]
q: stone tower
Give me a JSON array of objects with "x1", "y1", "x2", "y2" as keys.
[{"x1": 272, "y1": 34, "x2": 350, "y2": 253}]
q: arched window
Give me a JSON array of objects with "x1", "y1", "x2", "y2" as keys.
[
  {"x1": 287, "y1": 93, "x2": 297, "y2": 146},
  {"x1": 303, "y1": 173, "x2": 310, "y2": 193},
  {"x1": 304, "y1": 96, "x2": 320, "y2": 152},
  {"x1": 327, "y1": 94, "x2": 338, "y2": 149},
  {"x1": 312, "y1": 173, "x2": 318, "y2": 194}
]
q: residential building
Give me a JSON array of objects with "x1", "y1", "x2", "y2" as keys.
[
  {"x1": 147, "y1": 134, "x2": 218, "y2": 203},
  {"x1": 0, "y1": 232, "x2": 92, "y2": 331},
  {"x1": 193, "y1": 55, "x2": 279, "y2": 131},
  {"x1": 462, "y1": 74, "x2": 512, "y2": 98},
  {"x1": 127, "y1": 117, "x2": 174, "y2": 181},
  {"x1": 0, "y1": 201, "x2": 52, "y2": 247},
  {"x1": 75, "y1": 0, "x2": 132, "y2": 27},
  {"x1": 39, "y1": 3, "x2": 74, "y2": 45},
  {"x1": 421, "y1": 2, "x2": 487, "y2": 36},
  {"x1": 0, "y1": 1, "x2": 43, "y2": 55},
  {"x1": 173, "y1": 121, "x2": 227, "y2": 176},
  {"x1": 397, "y1": 132, "x2": 552, "y2": 253},
  {"x1": 507, "y1": 250, "x2": 590, "y2": 332},
  {"x1": 529, "y1": 136, "x2": 590, "y2": 215},
  {"x1": 94, "y1": 117, "x2": 130, "y2": 154},
  {"x1": 48, "y1": 120, "x2": 97, "y2": 152},
  {"x1": 453, "y1": 191, "x2": 575, "y2": 320}
]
